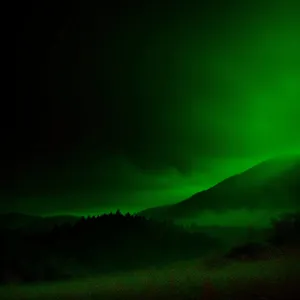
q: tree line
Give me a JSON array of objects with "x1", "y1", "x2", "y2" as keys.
[{"x1": 0, "y1": 210, "x2": 219, "y2": 284}]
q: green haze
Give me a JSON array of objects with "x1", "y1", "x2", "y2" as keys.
[{"x1": 12, "y1": 1, "x2": 300, "y2": 221}]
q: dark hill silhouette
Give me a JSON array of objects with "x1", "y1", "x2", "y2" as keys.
[
  {"x1": 138, "y1": 154, "x2": 300, "y2": 221},
  {"x1": 0, "y1": 213, "x2": 42, "y2": 230},
  {"x1": 0, "y1": 213, "x2": 80, "y2": 233},
  {"x1": 0, "y1": 211, "x2": 220, "y2": 284}
]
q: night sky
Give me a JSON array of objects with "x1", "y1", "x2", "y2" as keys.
[{"x1": 13, "y1": 1, "x2": 300, "y2": 219}]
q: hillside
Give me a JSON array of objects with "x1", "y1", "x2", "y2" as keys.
[{"x1": 138, "y1": 154, "x2": 300, "y2": 222}]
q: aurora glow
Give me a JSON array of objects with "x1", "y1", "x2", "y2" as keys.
[{"x1": 12, "y1": 1, "x2": 300, "y2": 224}]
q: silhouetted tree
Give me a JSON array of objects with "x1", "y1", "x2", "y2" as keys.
[
  {"x1": 269, "y1": 211, "x2": 300, "y2": 246},
  {"x1": 0, "y1": 210, "x2": 221, "y2": 284}
]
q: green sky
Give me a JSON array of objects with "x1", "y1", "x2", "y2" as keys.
[{"x1": 13, "y1": 1, "x2": 300, "y2": 224}]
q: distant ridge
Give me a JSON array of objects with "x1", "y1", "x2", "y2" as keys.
[
  {"x1": 138, "y1": 154, "x2": 300, "y2": 222},
  {"x1": 0, "y1": 212, "x2": 80, "y2": 232}
]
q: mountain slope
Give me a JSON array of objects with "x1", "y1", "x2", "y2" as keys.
[{"x1": 138, "y1": 155, "x2": 300, "y2": 221}]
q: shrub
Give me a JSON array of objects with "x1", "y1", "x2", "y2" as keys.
[{"x1": 268, "y1": 211, "x2": 300, "y2": 246}]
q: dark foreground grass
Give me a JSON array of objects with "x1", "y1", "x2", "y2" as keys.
[{"x1": 1, "y1": 249, "x2": 299, "y2": 300}]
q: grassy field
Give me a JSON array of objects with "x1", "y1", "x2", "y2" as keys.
[{"x1": 1, "y1": 248, "x2": 299, "y2": 300}]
